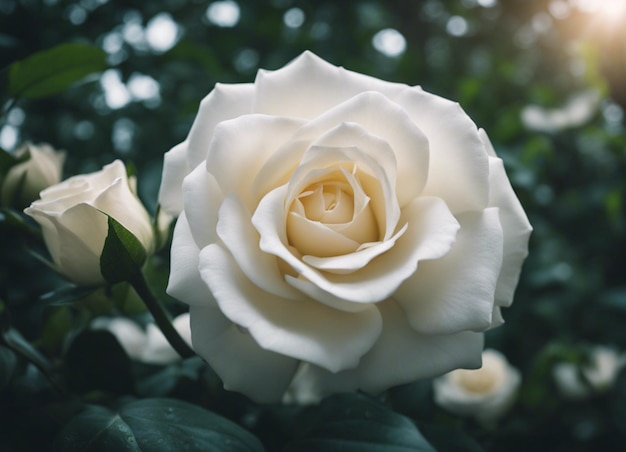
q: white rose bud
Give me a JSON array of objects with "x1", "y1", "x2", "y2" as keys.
[
  {"x1": 433, "y1": 349, "x2": 521, "y2": 425},
  {"x1": 1, "y1": 143, "x2": 65, "y2": 208},
  {"x1": 553, "y1": 346, "x2": 626, "y2": 400},
  {"x1": 24, "y1": 160, "x2": 154, "y2": 286}
]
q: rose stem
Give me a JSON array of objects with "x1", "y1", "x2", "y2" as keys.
[{"x1": 129, "y1": 272, "x2": 195, "y2": 359}]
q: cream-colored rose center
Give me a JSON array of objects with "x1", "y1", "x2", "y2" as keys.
[
  {"x1": 286, "y1": 165, "x2": 380, "y2": 258},
  {"x1": 299, "y1": 183, "x2": 354, "y2": 224}
]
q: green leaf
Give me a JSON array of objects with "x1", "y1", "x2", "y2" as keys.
[
  {"x1": 7, "y1": 42, "x2": 107, "y2": 99},
  {"x1": 40, "y1": 285, "x2": 97, "y2": 307},
  {"x1": 100, "y1": 216, "x2": 147, "y2": 284},
  {"x1": 0, "y1": 148, "x2": 18, "y2": 174},
  {"x1": 65, "y1": 329, "x2": 134, "y2": 396},
  {"x1": 54, "y1": 398, "x2": 265, "y2": 451},
  {"x1": 0, "y1": 345, "x2": 17, "y2": 390},
  {"x1": 285, "y1": 393, "x2": 436, "y2": 451},
  {"x1": 418, "y1": 424, "x2": 486, "y2": 452}
]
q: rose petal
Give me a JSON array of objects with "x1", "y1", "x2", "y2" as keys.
[
  {"x1": 284, "y1": 275, "x2": 373, "y2": 313},
  {"x1": 301, "y1": 223, "x2": 407, "y2": 275},
  {"x1": 186, "y1": 82, "x2": 255, "y2": 169},
  {"x1": 481, "y1": 130, "x2": 533, "y2": 307},
  {"x1": 490, "y1": 306, "x2": 505, "y2": 329},
  {"x1": 182, "y1": 163, "x2": 223, "y2": 248},
  {"x1": 287, "y1": 210, "x2": 362, "y2": 256},
  {"x1": 198, "y1": 243, "x2": 383, "y2": 373},
  {"x1": 289, "y1": 91, "x2": 429, "y2": 207},
  {"x1": 253, "y1": 51, "x2": 409, "y2": 119},
  {"x1": 395, "y1": 208, "x2": 504, "y2": 335},
  {"x1": 254, "y1": 188, "x2": 459, "y2": 303},
  {"x1": 286, "y1": 144, "x2": 399, "y2": 242},
  {"x1": 284, "y1": 300, "x2": 484, "y2": 398},
  {"x1": 205, "y1": 114, "x2": 305, "y2": 209},
  {"x1": 35, "y1": 203, "x2": 106, "y2": 285},
  {"x1": 392, "y1": 87, "x2": 489, "y2": 213},
  {"x1": 34, "y1": 160, "x2": 127, "y2": 212},
  {"x1": 217, "y1": 194, "x2": 301, "y2": 300},
  {"x1": 91, "y1": 177, "x2": 154, "y2": 252},
  {"x1": 189, "y1": 305, "x2": 299, "y2": 403},
  {"x1": 158, "y1": 142, "x2": 190, "y2": 216},
  {"x1": 167, "y1": 213, "x2": 216, "y2": 307}
]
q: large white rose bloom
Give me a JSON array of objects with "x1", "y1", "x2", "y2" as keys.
[{"x1": 158, "y1": 52, "x2": 532, "y2": 403}]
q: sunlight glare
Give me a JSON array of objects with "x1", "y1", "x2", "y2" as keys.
[{"x1": 573, "y1": 0, "x2": 626, "y2": 24}]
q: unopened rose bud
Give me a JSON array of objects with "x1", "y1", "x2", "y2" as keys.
[
  {"x1": 1, "y1": 143, "x2": 65, "y2": 208},
  {"x1": 25, "y1": 160, "x2": 154, "y2": 286}
]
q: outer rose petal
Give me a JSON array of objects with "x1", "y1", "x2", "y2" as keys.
[
  {"x1": 198, "y1": 243, "x2": 383, "y2": 373},
  {"x1": 284, "y1": 300, "x2": 484, "y2": 399},
  {"x1": 190, "y1": 305, "x2": 299, "y2": 403},
  {"x1": 480, "y1": 129, "x2": 533, "y2": 308},
  {"x1": 47, "y1": 204, "x2": 107, "y2": 286},
  {"x1": 91, "y1": 177, "x2": 154, "y2": 253},
  {"x1": 206, "y1": 114, "x2": 305, "y2": 209},
  {"x1": 392, "y1": 87, "x2": 489, "y2": 213},
  {"x1": 167, "y1": 213, "x2": 215, "y2": 307},
  {"x1": 253, "y1": 51, "x2": 409, "y2": 119},
  {"x1": 216, "y1": 194, "x2": 301, "y2": 300},
  {"x1": 394, "y1": 208, "x2": 504, "y2": 335},
  {"x1": 158, "y1": 142, "x2": 190, "y2": 216},
  {"x1": 182, "y1": 163, "x2": 223, "y2": 248},
  {"x1": 186, "y1": 83, "x2": 255, "y2": 169}
]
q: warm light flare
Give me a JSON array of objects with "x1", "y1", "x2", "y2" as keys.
[{"x1": 574, "y1": 0, "x2": 626, "y2": 24}]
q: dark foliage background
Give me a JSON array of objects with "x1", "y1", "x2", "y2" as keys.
[{"x1": 1, "y1": 0, "x2": 625, "y2": 450}]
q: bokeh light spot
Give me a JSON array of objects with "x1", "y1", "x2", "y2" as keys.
[{"x1": 372, "y1": 28, "x2": 406, "y2": 57}]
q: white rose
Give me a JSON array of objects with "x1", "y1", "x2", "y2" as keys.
[
  {"x1": 25, "y1": 160, "x2": 154, "y2": 286},
  {"x1": 1, "y1": 143, "x2": 65, "y2": 207},
  {"x1": 159, "y1": 52, "x2": 532, "y2": 403},
  {"x1": 553, "y1": 346, "x2": 626, "y2": 399},
  {"x1": 433, "y1": 349, "x2": 521, "y2": 425},
  {"x1": 92, "y1": 313, "x2": 192, "y2": 365}
]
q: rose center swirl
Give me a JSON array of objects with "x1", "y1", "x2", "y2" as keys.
[{"x1": 286, "y1": 165, "x2": 380, "y2": 257}]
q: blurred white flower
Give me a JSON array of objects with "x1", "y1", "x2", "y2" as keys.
[
  {"x1": 553, "y1": 345, "x2": 626, "y2": 400},
  {"x1": 1, "y1": 143, "x2": 65, "y2": 208},
  {"x1": 521, "y1": 89, "x2": 600, "y2": 133},
  {"x1": 433, "y1": 349, "x2": 521, "y2": 425},
  {"x1": 93, "y1": 313, "x2": 191, "y2": 365}
]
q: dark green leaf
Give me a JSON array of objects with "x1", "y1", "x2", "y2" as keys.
[
  {"x1": 0, "y1": 345, "x2": 17, "y2": 389},
  {"x1": 137, "y1": 356, "x2": 206, "y2": 398},
  {"x1": 419, "y1": 423, "x2": 486, "y2": 452},
  {"x1": 40, "y1": 285, "x2": 97, "y2": 307},
  {"x1": 54, "y1": 398, "x2": 265, "y2": 452},
  {"x1": 0, "y1": 326, "x2": 54, "y2": 376},
  {"x1": 8, "y1": 43, "x2": 107, "y2": 99},
  {"x1": 100, "y1": 216, "x2": 147, "y2": 284},
  {"x1": 65, "y1": 330, "x2": 134, "y2": 396},
  {"x1": 286, "y1": 393, "x2": 436, "y2": 451},
  {"x1": 0, "y1": 148, "x2": 18, "y2": 174},
  {"x1": 387, "y1": 379, "x2": 434, "y2": 420}
]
